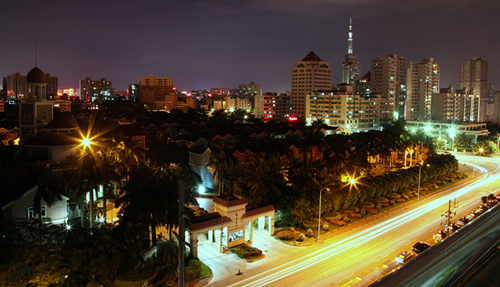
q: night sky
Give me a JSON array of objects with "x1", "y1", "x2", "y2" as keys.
[{"x1": 2, "y1": 0, "x2": 499, "y2": 94}]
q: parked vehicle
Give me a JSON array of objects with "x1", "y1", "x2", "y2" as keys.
[
  {"x1": 433, "y1": 231, "x2": 447, "y2": 243},
  {"x1": 476, "y1": 205, "x2": 488, "y2": 215},
  {"x1": 487, "y1": 200, "x2": 497, "y2": 208},
  {"x1": 396, "y1": 251, "x2": 415, "y2": 264},
  {"x1": 412, "y1": 242, "x2": 431, "y2": 254},
  {"x1": 457, "y1": 217, "x2": 469, "y2": 227},
  {"x1": 445, "y1": 223, "x2": 460, "y2": 234},
  {"x1": 466, "y1": 211, "x2": 477, "y2": 221}
]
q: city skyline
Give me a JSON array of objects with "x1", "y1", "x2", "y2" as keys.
[{"x1": 2, "y1": 0, "x2": 499, "y2": 93}]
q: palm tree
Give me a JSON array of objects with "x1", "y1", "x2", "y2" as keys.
[
  {"x1": 145, "y1": 131, "x2": 188, "y2": 168},
  {"x1": 242, "y1": 153, "x2": 285, "y2": 205},
  {"x1": 207, "y1": 140, "x2": 235, "y2": 195},
  {"x1": 116, "y1": 163, "x2": 198, "y2": 247}
]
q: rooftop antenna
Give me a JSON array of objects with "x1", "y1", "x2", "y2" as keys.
[{"x1": 348, "y1": 18, "x2": 353, "y2": 55}]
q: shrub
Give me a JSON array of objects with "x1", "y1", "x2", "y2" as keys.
[
  {"x1": 388, "y1": 193, "x2": 401, "y2": 199},
  {"x1": 322, "y1": 224, "x2": 329, "y2": 231},
  {"x1": 297, "y1": 233, "x2": 305, "y2": 242},
  {"x1": 331, "y1": 220, "x2": 346, "y2": 226},
  {"x1": 396, "y1": 198, "x2": 406, "y2": 203},
  {"x1": 376, "y1": 203, "x2": 382, "y2": 209},
  {"x1": 389, "y1": 200, "x2": 395, "y2": 206},
  {"x1": 407, "y1": 194, "x2": 414, "y2": 198},
  {"x1": 360, "y1": 208, "x2": 367, "y2": 216},
  {"x1": 342, "y1": 214, "x2": 348, "y2": 219},
  {"x1": 375, "y1": 197, "x2": 389, "y2": 203},
  {"x1": 361, "y1": 201, "x2": 375, "y2": 208},
  {"x1": 115, "y1": 266, "x2": 159, "y2": 287},
  {"x1": 325, "y1": 212, "x2": 343, "y2": 221},
  {"x1": 306, "y1": 229, "x2": 314, "y2": 237},
  {"x1": 402, "y1": 194, "x2": 409, "y2": 200},
  {"x1": 185, "y1": 260, "x2": 202, "y2": 281},
  {"x1": 366, "y1": 208, "x2": 379, "y2": 214},
  {"x1": 277, "y1": 230, "x2": 295, "y2": 240},
  {"x1": 449, "y1": 179, "x2": 455, "y2": 183},
  {"x1": 342, "y1": 217, "x2": 350, "y2": 223},
  {"x1": 231, "y1": 245, "x2": 262, "y2": 259},
  {"x1": 349, "y1": 213, "x2": 362, "y2": 218},
  {"x1": 382, "y1": 203, "x2": 389, "y2": 207}
]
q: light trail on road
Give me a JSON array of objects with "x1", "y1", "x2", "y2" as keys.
[{"x1": 229, "y1": 157, "x2": 500, "y2": 287}]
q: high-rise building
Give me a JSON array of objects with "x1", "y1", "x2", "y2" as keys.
[
  {"x1": 431, "y1": 86, "x2": 480, "y2": 123},
  {"x1": 341, "y1": 18, "x2": 361, "y2": 85},
  {"x1": 354, "y1": 71, "x2": 371, "y2": 98},
  {"x1": 254, "y1": 93, "x2": 291, "y2": 120},
  {"x1": 79, "y1": 77, "x2": 113, "y2": 102},
  {"x1": 239, "y1": 82, "x2": 261, "y2": 98},
  {"x1": 460, "y1": 57, "x2": 488, "y2": 121},
  {"x1": 291, "y1": 51, "x2": 332, "y2": 117},
  {"x1": 140, "y1": 75, "x2": 173, "y2": 104},
  {"x1": 3, "y1": 72, "x2": 57, "y2": 101},
  {"x1": 405, "y1": 58, "x2": 440, "y2": 121},
  {"x1": 127, "y1": 84, "x2": 140, "y2": 102},
  {"x1": 371, "y1": 54, "x2": 407, "y2": 120}
]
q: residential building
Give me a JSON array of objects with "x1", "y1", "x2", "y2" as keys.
[
  {"x1": 460, "y1": 57, "x2": 488, "y2": 121},
  {"x1": 431, "y1": 86, "x2": 480, "y2": 122},
  {"x1": 254, "y1": 93, "x2": 291, "y2": 120},
  {"x1": 3, "y1": 72, "x2": 57, "y2": 101},
  {"x1": 354, "y1": 72, "x2": 371, "y2": 98},
  {"x1": 52, "y1": 99, "x2": 71, "y2": 112},
  {"x1": 494, "y1": 91, "x2": 500, "y2": 125},
  {"x1": 140, "y1": 75, "x2": 174, "y2": 104},
  {"x1": 127, "y1": 84, "x2": 140, "y2": 102},
  {"x1": 226, "y1": 97, "x2": 251, "y2": 112},
  {"x1": 291, "y1": 51, "x2": 332, "y2": 118},
  {"x1": 239, "y1": 82, "x2": 261, "y2": 98},
  {"x1": 371, "y1": 54, "x2": 407, "y2": 120},
  {"x1": 210, "y1": 88, "x2": 234, "y2": 96},
  {"x1": 406, "y1": 58, "x2": 440, "y2": 121},
  {"x1": 79, "y1": 77, "x2": 113, "y2": 102},
  {"x1": 341, "y1": 18, "x2": 361, "y2": 85}
]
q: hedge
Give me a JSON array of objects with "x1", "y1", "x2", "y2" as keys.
[
  {"x1": 186, "y1": 260, "x2": 202, "y2": 281},
  {"x1": 277, "y1": 230, "x2": 295, "y2": 240}
]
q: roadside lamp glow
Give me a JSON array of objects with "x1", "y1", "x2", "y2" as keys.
[{"x1": 198, "y1": 185, "x2": 206, "y2": 194}]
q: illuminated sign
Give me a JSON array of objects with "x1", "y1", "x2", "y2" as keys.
[{"x1": 288, "y1": 116, "x2": 298, "y2": 122}]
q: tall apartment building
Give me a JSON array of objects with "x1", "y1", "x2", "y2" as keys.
[
  {"x1": 291, "y1": 51, "x2": 332, "y2": 117},
  {"x1": 341, "y1": 19, "x2": 361, "y2": 85},
  {"x1": 239, "y1": 82, "x2": 261, "y2": 98},
  {"x1": 431, "y1": 86, "x2": 480, "y2": 122},
  {"x1": 140, "y1": 75, "x2": 173, "y2": 104},
  {"x1": 127, "y1": 84, "x2": 140, "y2": 102},
  {"x1": 405, "y1": 58, "x2": 440, "y2": 121},
  {"x1": 371, "y1": 54, "x2": 407, "y2": 121},
  {"x1": 254, "y1": 93, "x2": 291, "y2": 120},
  {"x1": 305, "y1": 84, "x2": 384, "y2": 132},
  {"x1": 79, "y1": 78, "x2": 113, "y2": 102},
  {"x1": 354, "y1": 72, "x2": 371, "y2": 98},
  {"x1": 3, "y1": 72, "x2": 57, "y2": 101},
  {"x1": 460, "y1": 57, "x2": 488, "y2": 121}
]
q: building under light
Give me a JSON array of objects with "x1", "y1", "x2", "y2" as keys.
[{"x1": 406, "y1": 58, "x2": 440, "y2": 121}]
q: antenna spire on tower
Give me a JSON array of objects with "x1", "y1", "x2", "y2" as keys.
[
  {"x1": 348, "y1": 18, "x2": 353, "y2": 55},
  {"x1": 35, "y1": 44, "x2": 37, "y2": 67}
]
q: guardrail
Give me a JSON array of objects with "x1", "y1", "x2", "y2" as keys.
[{"x1": 370, "y1": 202, "x2": 500, "y2": 287}]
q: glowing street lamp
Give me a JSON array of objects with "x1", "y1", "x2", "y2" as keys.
[{"x1": 448, "y1": 126, "x2": 456, "y2": 152}]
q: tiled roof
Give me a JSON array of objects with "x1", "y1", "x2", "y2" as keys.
[
  {"x1": 242, "y1": 205, "x2": 275, "y2": 218},
  {"x1": 23, "y1": 132, "x2": 81, "y2": 146},
  {"x1": 301, "y1": 51, "x2": 323, "y2": 62},
  {"x1": 189, "y1": 215, "x2": 232, "y2": 231},
  {"x1": 213, "y1": 194, "x2": 248, "y2": 207},
  {"x1": 44, "y1": 112, "x2": 79, "y2": 129}
]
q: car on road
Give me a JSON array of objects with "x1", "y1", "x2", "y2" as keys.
[
  {"x1": 412, "y1": 242, "x2": 431, "y2": 254},
  {"x1": 445, "y1": 223, "x2": 460, "y2": 234},
  {"x1": 476, "y1": 205, "x2": 488, "y2": 215},
  {"x1": 395, "y1": 251, "x2": 415, "y2": 264},
  {"x1": 487, "y1": 200, "x2": 497, "y2": 208},
  {"x1": 433, "y1": 231, "x2": 447, "y2": 243},
  {"x1": 466, "y1": 211, "x2": 477, "y2": 221},
  {"x1": 457, "y1": 217, "x2": 469, "y2": 227}
]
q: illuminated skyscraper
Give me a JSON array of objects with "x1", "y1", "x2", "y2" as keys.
[
  {"x1": 460, "y1": 57, "x2": 488, "y2": 121},
  {"x1": 341, "y1": 18, "x2": 361, "y2": 85},
  {"x1": 140, "y1": 75, "x2": 174, "y2": 104},
  {"x1": 406, "y1": 58, "x2": 440, "y2": 121},
  {"x1": 79, "y1": 77, "x2": 113, "y2": 102},
  {"x1": 291, "y1": 51, "x2": 332, "y2": 117},
  {"x1": 371, "y1": 54, "x2": 407, "y2": 121}
]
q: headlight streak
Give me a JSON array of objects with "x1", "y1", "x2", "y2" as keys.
[{"x1": 232, "y1": 160, "x2": 499, "y2": 287}]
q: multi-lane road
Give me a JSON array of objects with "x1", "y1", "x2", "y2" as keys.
[{"x1": 213, "y1": 154, "x2": 500, "y2": 287}]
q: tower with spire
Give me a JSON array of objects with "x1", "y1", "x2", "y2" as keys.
[{"x1": 341, "y1": 18, "x2": 361, "y2": 85}]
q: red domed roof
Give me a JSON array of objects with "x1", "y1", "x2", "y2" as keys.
[{"x1": 27, "y1": 67, "x2": 46, "y2": 83}]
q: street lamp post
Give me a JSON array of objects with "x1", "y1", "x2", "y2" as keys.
[
  {"x1": 417, "y1": 163, "x2": 429, "y2": 200},
  {"x1": 317, "y1": 188, "x2": 329, "y2": 242}
]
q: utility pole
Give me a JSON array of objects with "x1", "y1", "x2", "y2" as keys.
[
  {"x1": 178, "y1": 180, "x2": 185, "y2": 287},
  {"x1": 442, "y1": 199, "x2": 458, "y2": 233}
]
